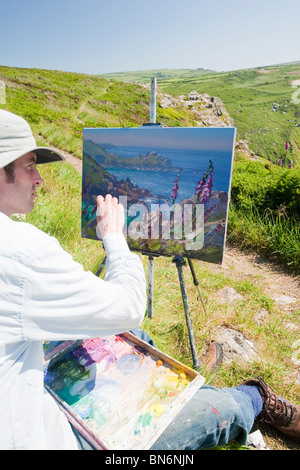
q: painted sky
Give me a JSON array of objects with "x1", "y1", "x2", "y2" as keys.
[
  {"x1": 1, "y1": 0, "x2": 299, "y2": 74},
  {"x1": 83, "y1": 127, "x2": 236, "y2": 153}
]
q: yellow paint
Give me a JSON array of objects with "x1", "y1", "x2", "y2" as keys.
[{"x1": 150, "y1": 402, "x2": 165, "y2": 416}]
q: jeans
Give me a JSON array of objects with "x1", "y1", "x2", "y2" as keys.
[
  {"x1": 73, "y1": 328, "x2": 256, "y2": 450},
  {"x1": 151, "y1": 385, "x2": 254, "y2": 450}
]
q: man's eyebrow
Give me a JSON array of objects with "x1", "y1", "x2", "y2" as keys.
[{"x1": 25, "y1": 155, "x2": 37, "y2": 163}]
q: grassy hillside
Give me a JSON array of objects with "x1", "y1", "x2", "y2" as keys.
[
  {"x1": 1, "y1": 64, "x2": 299, "y2": 274},
  {"x1": 0, "y1": 65, "x2": 203, "y2": 159},
  {"x1": 1, "y1": 65, "x2": 299, "y2": 449},
  {"x1": 100, "y1": 67, "x2": 216, "y2": 83},
  {"x1": 102, "y1": 62, "x2": 300, "y2": 166}
]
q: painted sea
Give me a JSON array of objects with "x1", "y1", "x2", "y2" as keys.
[
  {"x1": 103, "y1": 147, "x2": 232, "y2": 204},
  {"x1": 81, "y1": 127, "x2": 236, "y2": 264}
]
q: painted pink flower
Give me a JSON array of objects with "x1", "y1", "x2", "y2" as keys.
[
  {"x1": 195, "y1": 177, "x2": 206, "y2": 196},
  {"x1": 195, "y1": 160, "x2": 214, "y2": 203},
  {"x1": 82, "y1": 182, "x2": 90, "y2": 197},
  {"x1": 171, "y1": 171, "x2": 181, "y2": 203}
]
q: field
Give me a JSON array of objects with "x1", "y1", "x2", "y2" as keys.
[
  {"x1": 102, "y1": 63, "x2": 300, "y2": 274},
  {"x1": 1, "y1": 63, "x2": 299, "y2": 449},
  {"x1": 102, "y1": 62, "x2": 300, "y2": 166}
]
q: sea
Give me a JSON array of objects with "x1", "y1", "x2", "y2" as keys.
[{"x1": 100, "y1": 145, "x2": 234, "y2": 205}]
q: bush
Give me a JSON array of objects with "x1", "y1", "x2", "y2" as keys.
[
  {"x1": 266, "y1": 167, "x2": 300, "y2": 219},
  {"x1": 228, "y1": 160, "x2": 300, "y2": 273},
  {"x1": 231, "y1": 161, "x2": 300, "y2": 220}
]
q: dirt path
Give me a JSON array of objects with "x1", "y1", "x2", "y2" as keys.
[
  {"x1": 293, "y1": 139, "x2": 300, "y2": 153},
  {"x1": 74, "y1": 102, "x2": 86, "y2": 125},
  {"x1": 55, "y1": 147, "x2": 83, "y2": 174},
  {"x1": 64, "y1": 151, "x2": 82, "y2": 174},
  {"x1": 220, "y1": 246, "x2": 300, "y2": 315}
]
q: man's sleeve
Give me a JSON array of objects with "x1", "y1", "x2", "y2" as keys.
[{"x1": 22, "y1": 233, "x2": 147, "y2": 341}]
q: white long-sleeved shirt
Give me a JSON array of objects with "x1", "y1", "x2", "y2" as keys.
[{"x1": 0, "y1": 211, "x2": 146, "y2": 449}]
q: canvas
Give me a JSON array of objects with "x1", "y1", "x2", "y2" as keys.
[{"x1": 81, "y1": 127, "x2": 236, "y2": 264}]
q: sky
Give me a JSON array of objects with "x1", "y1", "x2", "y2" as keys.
[
  {"x1": 84, "y1": 127, "x2": 236, "y2": 153},
  {"x1": 1, "y1": 0, "x2": 299, "y2": 75}
]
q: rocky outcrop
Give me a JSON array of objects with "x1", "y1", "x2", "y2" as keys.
[
  {"x1": 139, "y1": 82, "x2": 233, "y2": 127},
  {"x1": 157, "y1": 89, "x2": 234, "y2": 128},
  {"x1": 156, "y1": 88, "x2": 260, "y2": 159}
]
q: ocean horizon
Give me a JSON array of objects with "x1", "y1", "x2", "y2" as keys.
[{"x1": 96, "y1": 145, "x2": 233, "y2": 203}]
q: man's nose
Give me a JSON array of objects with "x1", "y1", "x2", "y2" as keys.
[{"x1": 35, "y1": 169, "x2": 43, "y2": 185}]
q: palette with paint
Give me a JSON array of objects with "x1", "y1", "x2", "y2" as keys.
[{"x1": 43, "y1": 332, "x2": 205, "y2": 450}]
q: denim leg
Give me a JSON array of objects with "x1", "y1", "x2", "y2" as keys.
[
  {"x1": 130, "y1": 327, "x2": 158, "y2": 348},
  {"x1": 151, "y1": 385, "x2": 256, "y2": 450}
]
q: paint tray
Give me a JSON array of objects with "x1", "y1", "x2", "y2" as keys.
[{"x1": 43, "y1": 332, "x2": 205, "y2": 450}]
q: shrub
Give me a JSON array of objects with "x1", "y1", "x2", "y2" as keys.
[{"x1": 231, "y1": 161, "x2": 300, "y2": 219}]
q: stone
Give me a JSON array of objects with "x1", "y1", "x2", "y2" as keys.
[
  {"x1": 160, "y1": 96, "x2": 173, "y2": 108},
  {"x1": 214, "y1": 326, "x2": 259, "y2": 364},
  {"x1": 216, "y1": 286, "x2": 244, "y2": 305},
  {"x1": 274, "y1": 295, "x2": 297, "y2": 306},
  {"x1": 253, "y1": 308, "x2": 269, "y2": 325},
  {"x1": 188, "y1": 91, "x2": 201, "y2": 100}
]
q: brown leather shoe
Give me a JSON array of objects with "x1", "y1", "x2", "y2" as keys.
[
  {"x1": 200, "y1": 342, "x2": 223, "y2": 371},
  {"x1": 243, "y1": 378, "x2": 300, "y2": 442}
]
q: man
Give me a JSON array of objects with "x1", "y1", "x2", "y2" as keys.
[
  {"x1": 0, "y1": 110, "x2": 299, "y2": 450},
  {"x1": 0, "y1": 110, "x2": 146, "y2": 449}
]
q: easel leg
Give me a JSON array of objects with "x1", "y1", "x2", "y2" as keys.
[
  {"x1": 96, "y1": 255, "x2": 107, "y2": 277},
  {"x1": 187, "y1": 258, "x2": 207, "y2": 317},
  {"x1": 148, "y1": 256, "x2": 154, "y2": 318},
  {"x1": 173, "y1": 256, "x2": 200, "y2": 370}
]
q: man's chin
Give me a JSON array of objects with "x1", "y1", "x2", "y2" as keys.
[{"x1": 20, "y1": 203, "x2": 35, "y2": 215}]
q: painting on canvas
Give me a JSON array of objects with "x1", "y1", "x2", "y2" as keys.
[{"x1": 81, "y1": 127, "x2": 236, "y2": 264}]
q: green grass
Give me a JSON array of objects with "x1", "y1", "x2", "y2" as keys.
[
  {"x1": 228, "y1": 160, "x2": 300, "y2": 274},
  {"x1": 162, "y1": 65, "x2": 300, "y2": 166},
  {"x1": 0, "y1": 65, "x2": 202, "y2": 159},
  {"x1": 104, "y1": 62, "x2": 300, "y2": 165},
  {"x1": 99, "y1": 67, "x2": 216, "y2": 83},
  {"x1": 2, "y1": 63, "x2": 298, "y2": 271},
  {"x1": 228, "y1": 205, "x2": 300, "y2": 274}
]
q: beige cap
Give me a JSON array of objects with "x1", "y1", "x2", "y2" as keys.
[{"x1": 0, "y1": 109, "x2": 65, "y2": 169}]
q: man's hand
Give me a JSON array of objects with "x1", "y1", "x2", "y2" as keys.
[{"x1": 96, "y1": 194, "x2": 125, "y2": 239}]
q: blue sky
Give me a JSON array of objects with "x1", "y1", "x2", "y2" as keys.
[
  {"x1": 84, "y1": 127, "x2": 236, "y2": 153},
  {"x1": 1, "y1": 0, "x2": 299, "y2": 74}
]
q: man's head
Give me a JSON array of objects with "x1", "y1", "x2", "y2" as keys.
[
  {"x1": 3, "y1": 161, "x2": 15, "y2": 184},
  {"x1": 0, "y1": 110, "x2": 65, "y2": 216},
  {"x1": 0, "y1": 151, "x2": 43, "y2": 215}
]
